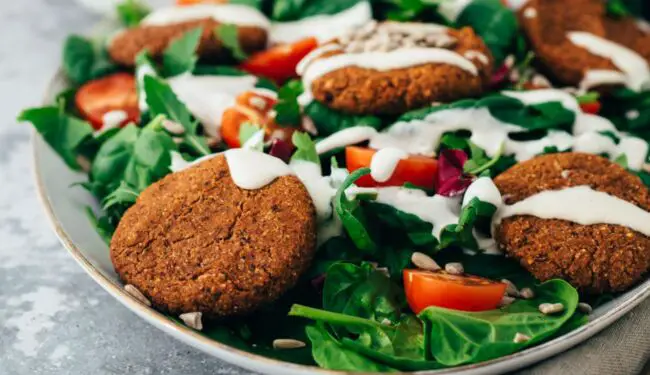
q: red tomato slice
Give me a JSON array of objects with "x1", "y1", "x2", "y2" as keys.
[
  {"x1": 404, "y1": 269, "x2": 507, "y2": 313},
  {"x1": 239, "y1": 37, "x2": 318, "y2": 83},
  {"x1": 75, "y1": 73, "x2": 139, "y2": 130},
  {"x1": 345, "y1": 146, "x2": 438, "y2": 190},
  {"x1": 221, "y1": 91, "x2": 297, "y2": 148},
  {"x1": 580, "y1": 101, "x2": 602, "y2": 115}
]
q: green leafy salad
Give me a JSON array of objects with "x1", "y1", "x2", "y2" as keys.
[{"x1": 19, "y1": 0, "x2": 650, "y2": 372}]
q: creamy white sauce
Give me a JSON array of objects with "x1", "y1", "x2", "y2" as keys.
[
  {"x1": 567, "y1": 31, "x2": 650, "y2": 92},
  {"x1": 169, "y1": 151, "x2": 220, "y2": 172},
  {"x1": 168, "y1": 74, "x2": 257, "y2": 137},
  {"x1": 136, "y1": 61, "x2": 157, "y2": 112},
  {"x1": 370, "y1": 148, "x2": 407, "y2": 183},
  {"x1": 375, "y1": 187, "x2": 461, "y2": 239},
  {"x1": 96, "y1": 110, "x2": 128, "y2": 135},
  {"x1": 270, "y1": 1, "x2": 372, "y2": 44},
  {"x1": 241, "y1": 129, "x2": 265, "y2": 151},
  {"x1": 501, "y1": 89, "x2": 580, "y2": 112},
  {"x1": 299, "y1": 47, "x2": 478, "y2": 105},
  {"x1": 493, "y1": 186, "x2": 650, "y2": 237},
  {"x1": 315, "y1": 126, "x2": 378, "y2": 154},
  {"x1": 619, "y1": 137, "x2": 650, "y2": 170},
  {"x1": 462, "y1": 177, "x2": 502, "y2": 208},
  {"x1": 579, "y1": 70, "x2": 627, "y2": 91},
  {"x1": 224, "y1": 148, "x2": 293, "y2": 190},
  {"x1": 523, "y1": 7, "x2": 537, "y2": 19},
  {"x1": 437, "y1": 0, "x2": 473, "y2": 22},
  {"x1": 464, "y1": 50, "x2": 489, "y2": 65},
  {"x1": 142, "y1": 4, "x2": 271, "y2": 29}
]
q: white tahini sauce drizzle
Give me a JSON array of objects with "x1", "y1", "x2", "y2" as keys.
[
  {"x1": 579, "y1": 70, "x2": 627, "y2": 92},
  {"x1": 299, "y1": 47, "x2": 478, "y2": 105},
  {"x1": 270, "y1": 1, "x2": 372, "y2": 44},
  {"x1": 168, "y1": 74, "x2": 257, "y2": 137},
  {"x1": 315, "y1": 126, "x2": 379, "y2": 155},
  {"x1": 95, "y1": 110, "x2": 128, "y2": 135},
  {"x1": 224, "y1": 149, "x2": 293, "y2": 190},
  {"x1": 370, "y1": 148, "x2": 408, "y2": 183},
  {"x1": 566, "y1": 31, "x2": 650, "y2": 92},
  {"x1": 375, "y1": 187, "x2": 461, "y2": 239},
  {"x1": 462, "y1": 177, "x2": 502, "y2": 208},
  {"x1": 141, "y1": 4, "x2": 271, "y2": 29},
  {"x1": 493, "y1": 186, "x2": 650, "y2": 237}
]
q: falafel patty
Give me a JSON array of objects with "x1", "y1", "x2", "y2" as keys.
[
  {"x1": 303, "y1": 22, "x2": 493, "y2": 115},
  {"x1": 109, "y1": 19, "x2": 268, "y2": 66},
  {"x1": 110, "y1": 155, "x2": 317, "y2": 318},
  {"x1": 518, "y1": 0, "x2": 650, "y2": 88},
  {"x1": 493, "y1": 153, "x2": 650, "y2": 294}
]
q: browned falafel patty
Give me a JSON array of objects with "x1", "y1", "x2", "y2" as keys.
[
  {"x1": 493, "y1": 153, "x2": 650, "y2": 294},
  {"x1": 307, "y1": 23, "x2": 493, "y2": 115},
  {"x1": 518, "y1": 0, "x2": 650, "y2": 88},
  {"x1": 110, "y1": 155, "x2": 317, "y2": 318},
  {"x1": 109, "y1": 19, "x2": 268, "y2": 66}
]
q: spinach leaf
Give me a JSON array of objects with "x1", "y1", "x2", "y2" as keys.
[
  {"x1": 334, "y1": 168, "x2": 378, "y2": 253},
  {"x1": 455, "y1": 0, "x2": 518, "y2": 66},
  {"x1": 272, "y1": 0, "x2": 362, "y2": 21},
  {"x1": 163, "y1": 27, "x2": 203, "y2": 77},
  {"x1": 144, "y1": 75, "x2": 211, "y2": 156},
  {"x1": 274, "y1": 80, "x2": 303, "y2": 126},
  {"x1": 18, "y1": 105, "x2": 94, "y2": 170},
  {"x1": 307, "y1": 236, "x2": 364, "y2": 279},
  {"x1": 600, "y1": 88, "x2": 650, "y2": 141},
  {"x1": 62, "y1": 35, "x2": 118, "y2": 86},
  {"x1": 305, "y1": 323, "x2": 394, "y2": 372},
  {"x1": 216, "y1": 24, "x2": 248, "y2": 61},
  {"x1": 116, "y1": 0, "x2": 150, "y2": 27},
  {"x1": 291, "y1": 132, "x2": 320, "y2": 165},
  {"x1": 419, "y1": 279, "x2": 580, "y2": 366},
  {"x1": 305, "y1": 101, "x2": 384, "y2": 137},
  {"x1": 323, "y1": 263, "x2": 404, "y2": 325},
  {"x1": 363, "y1": 202, "x2": 435, "y2": 248}
]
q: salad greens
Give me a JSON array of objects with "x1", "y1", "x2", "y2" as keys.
[{"x1": 22, "y1": 0, "x2": 650, "y2": 371}]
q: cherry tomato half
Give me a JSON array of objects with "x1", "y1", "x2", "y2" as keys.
[
  {"x1": 404, "y1": 269, "x2": 507, "y2": 313},
  {"x1": 345, "y1": 146, "x2": 438, "y2": 190},
  {"x1": 75, "y1": 73, "x2": 139, "y2": 130},
  {"x1": 580, "y1": 101, "x2": 602, "y2": 115},
  {"x1": 240, "y1": 37, "x2": 318, "y2": 83},
  {"x1": 221, "y1": 91, "x2": 297, "y2": 148}
]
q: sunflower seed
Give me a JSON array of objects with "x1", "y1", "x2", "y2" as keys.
[
  {"x1": 273, "y1": 339, "x2": 306, "y2": 350},
  {"x1": 124, "y1": 284, "x2": 151, "y2": 307},
  {"x1": 411, "y1": 252, "x2": 441, "y2": 271},
  {"x1": 513, "y1": 332, "x2": 531, "y2": 343},
  {"x1": 501, "y1": 279, "x2": 520, "y2": 297},
  {"x1": 179, "y1": 312, "x2": 203, "y2": 331},
  {"x1": 539, "y1": 303, "x2": 564, "y2": 315},
  {"x1": 444, "y1": 262, "x2": 464, "y2": 275},
  {"x1": 162, "y1": 119, "x2": 185, "y2": 135},
  {"x1": 499, "y1": 295, "x2": 516, "y2": 307},
  {"x1": 519, "y1": 287, "x2": 535, "y2": 299},
  {"x1": 578, "y1": 302, "x2": 593, "y2": 314}
]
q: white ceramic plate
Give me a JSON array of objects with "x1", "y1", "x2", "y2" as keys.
[{"x1": 33, "y1": 70, "x2": 650, "y2": 375}]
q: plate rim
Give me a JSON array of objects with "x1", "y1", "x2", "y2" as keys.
[{"x1": 31, "y1": 68, "x2": 650, "y2": 375}]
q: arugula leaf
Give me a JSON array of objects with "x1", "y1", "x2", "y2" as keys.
[
  {"x1": 116, "y1": 0, "x2": 150, "y2": 27},
  {"x1": 464, "y1": 142, "x2": 505, "y2": 175},
  {"x1": 274, "y1": 80, "x2": 303, "y2": 126},
  {"x1": 334, "y1": 168, "x2": 378, "y2": 253},
  {"x1": 455, "y1": 0, "x2": 518, "y2": 66},
  {"x1": 419, "y1": 279, "x2": 581, "y2": 366},
  {"x1": 291, "y1": 132, "x2": 320, "y2": 165},
  {"x1": 163, "y1": 27, "x2": 203, "y2": 77},
  {"x1": 62, "y1": 35, "x2": 118, "y2": 86},
  {"x1": 216, "y1": 24, "x2": 248, "y2": 61},
  {"x1": 18, "y1": 105, "x2": 94, "y2": 170},
  {"x1": 144, "y1": 75, "x2": 210, "y2": 156},
  {"x1": 305, "y1": 101, "x2": 385, "y2": 137},
  {"x1": 102, "y1": 180, "x2": 140, "y2": 210},
  {"x1": 272, "y1": 0, "x2": 363, "y2": 21}
]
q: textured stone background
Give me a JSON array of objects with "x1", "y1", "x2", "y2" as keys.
[{"x1": 0, "y1": 1, "x2": 649, "y2": 375}]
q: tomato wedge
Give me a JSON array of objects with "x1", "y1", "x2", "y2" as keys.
[
  {"x1": 345, "y1": 146, "x2": 438, "y2": 190},
  {"x1": 221, "y1": 91, "x2": 297, "y2": 148},
  {"x1": 580, "y1": 101, "x2": 602, "y2": 115},
  {"x1": 75, "y1": 73, "x2": 139, "y2": 130},
  {"x1": 404, "y1": 269, "x2": 507, "y2": 313},
  {"x1": 240, "y1": 37, "x2": 318, "y2": 83}
]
